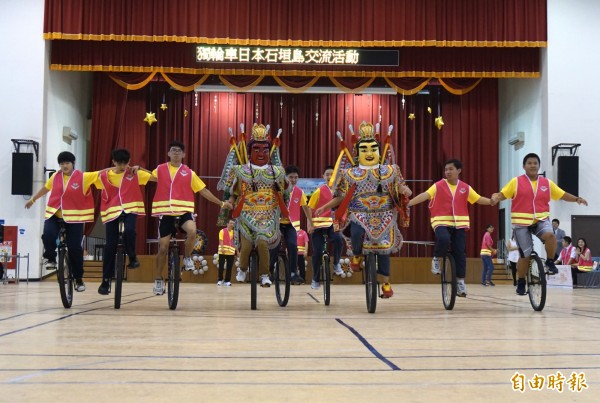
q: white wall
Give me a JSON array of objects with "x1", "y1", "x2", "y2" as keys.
[
  {"x1": 497, "y1": 0, "x2": 600, "y2": 251},
  {"x1": 546, "y1": 0, "x2": 600, "y2": 235},
  {"x1": 0, "y1": 0, "x2": 91, "y2": 280}
]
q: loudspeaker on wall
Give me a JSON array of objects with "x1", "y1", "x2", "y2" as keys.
[
  {"x1": 11, "y1": 153, "x2": 34, "y2": 195},
  {"x1": 557, "y1": 156, "x2": 579, "y2": 196}
]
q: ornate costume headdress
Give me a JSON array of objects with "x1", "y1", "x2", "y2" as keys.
[
  {"x1": 357, "y1": 121, "x2": 376, "y2": 142},
  {"x1": 251, "y1": 123, "x2": 270, "y2": 142}
]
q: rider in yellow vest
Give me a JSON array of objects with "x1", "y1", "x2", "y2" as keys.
[
  {"x1": 93, "y1": 148, "x2": 154, "y2": 295},
  {"x1": 24, "y1": 151, "x2": 97, "y2": 292},
  {"x1": 151, "y1": 141, "x2": 231, "y2": 295},
  {"x1": 492, "y1": 153, "x2": 588, "y2": 296}
]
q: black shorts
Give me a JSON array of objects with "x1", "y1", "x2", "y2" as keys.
[{"x1": 158, "y1": 213, "x2": 194, "y2": 238}]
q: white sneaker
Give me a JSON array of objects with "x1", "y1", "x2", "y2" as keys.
[
  {"x1": 217, "y1": 280, "x2": 223, "y2": 286},
  {"x1": 457, "y1": 282, "x2": 467, "y2": 297},
  {"x1": 333, "y1": 263, "x2": 345, "y2": 276},
  {"x1": 261, "y1": 274, "x2": 272, "y2": 287},
  {"x1": 183, "y1": 256, "x2": 194, "y2": 271},
  {"x1": 224, "y1": 282, "x2": 232, "y2": 287},
  {"x1": 431, "y1": 257, "x2": 441, "y2": 275},
  {"x1": 311, "y1": 280, "x2": 320, "y2": 290},
  {"x1": 236, "y1": 268, "x2": 247, "y2": 282},
  {"x1": 153, "y1": 279, "x2": 165, "y2": 295}
]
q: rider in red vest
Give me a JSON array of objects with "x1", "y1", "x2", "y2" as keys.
[
  {"x1": 94, "y1": 148, "x2": 154, "y2": 295},
  {"x1": 24, "y1": 151, "x2": 97, "y2": 292},
  {"x1": 269, "y1": 165, "x2": 311, "y2": 285},
  {"x1": 307, "y1": 165, "x2": 344, "y2": 290},
  {"x1": 217, "y1": 218, "x2": 237, "y2": 286},
  {"x1": 409, "y1": 159, "x2": 493, "y2": 297},
  {"x1": 151, "y1": 141, "x2": 231, "y2": 295},
  {"x1": 492, "y1": 153, "x2": 588, "y2": 296}
]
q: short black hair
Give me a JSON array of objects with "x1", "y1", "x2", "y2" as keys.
[
  {"x1": 486, "y1": 224, "x2": 494, "y2": 230},
  {"x1": 523, "y1": 153, "x2": 540, "y2": 166},
  {"x1": 111, "y1": 148, "x2": 131, "y2": 164},
  {"x1": 169, "y1": 140, "x2": 185, "y2": 152},
  {"x1": 324, "y1": 165, "x2": 335, "y2": 172},
  {"x1": 57, "y1": 151, "x2": 76, "y2": 164},
  {"x1": 444, "y1": 158, "x2": 462, "y2": 170},
  {"x1": 563, "y1": 236, "x2": 571, "y2": 244},
  {"x1": 552, "y1": 218, "x2": 560, "y2": 225},
  {"x1": 285, "y1": 165, "x2": 300, "y2": 176}
]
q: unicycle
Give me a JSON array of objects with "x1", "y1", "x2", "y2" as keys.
[
  {"x1": 441, "y1": 252, "x2": 457, "y2": 310},
  {"x1": 273, "y1": 252, "x2": 291, "y2": 307},
  {"x1": 364, "y1": 253, "x2": 378, "y2": 314},
  {"x1": 527, "y1": 251, "x2": 546, "y2": 311},
  {"x1": 166, "y1": 218, "x2": 181, "y2": 310},
  {"x1": 249, "y1": 249, "x2": 258, "y2": 310},
  {"x1": 113, "y1": 215, "x2": 126, "y2": 309},
  {"x1": 321, "y1": 250, "x2": 331, "y2": 306},
  {"x1": 56, "y1": 222, "x2": 74, "y2": 308}
]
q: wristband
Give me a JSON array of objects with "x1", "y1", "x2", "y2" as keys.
[{"x1": 221, "y1": 201, "x2": 225, "y2": 208}]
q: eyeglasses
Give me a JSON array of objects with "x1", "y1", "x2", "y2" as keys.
[{"x1": 169, "y1": 148, "x2": 183, "y2": 153}]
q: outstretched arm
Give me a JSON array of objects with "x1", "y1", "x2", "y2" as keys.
[
  {"x1": 561, "y1": 192, "x2": 588, "y2": 206},
  {"x1": 407, "y1": 191, "x2": 430, "y2": 207},
  {"x1": 314, "y1": 196, "x2": 344, "y2": 217},
  {"x1": 200, "y1": 188, "x2": 233, "y2": 210},
  {"x1": 24, "y1": 187, "x2": 50, "y2": 209},
  {"x1": 476, "y1": 196, "x2": 494, "y2": 206},
  {"x1": 491, "y1": 191, "x2": 507, "y2": 205}
]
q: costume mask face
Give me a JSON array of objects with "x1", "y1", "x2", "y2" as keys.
[
  {"x1": 357, "y1": 140, "x2": 380, "y2": 166},
  {"x1": 250, "y1": 142, "x2": 270, "y2": 166}
]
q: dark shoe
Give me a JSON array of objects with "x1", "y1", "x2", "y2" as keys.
[
  {"x1": 127, "y1": 259, "x2": 140, "y2": 269},
  {"x1": 75, "y1": 279, "x2": 86, "y2": 292},
  {"x1": 481, "y1": 282, "x2": 488, "y2": 286},
  {"x1": 516, "y1": 278, "x2": 527, "y2": 296},
  {"x1": 545, "y1": 259, "x2": 558, "y2": 275},
  {"x1": 98, "y1": 279, "x2": 110, "y2": 295},
  {"x1": 291, "y1": 274, "x2": 305, "y2": 285},
  {"x1": 488, "y1": 281, "x2": 495, "y2": 287}
]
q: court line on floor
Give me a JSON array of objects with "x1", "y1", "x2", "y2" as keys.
[
  {"x1": 335, "y1": 318, "x2": 400, "y2": 370},
  {"x1": 0, "y1": 295, "x2": 155, "y2": 339}
]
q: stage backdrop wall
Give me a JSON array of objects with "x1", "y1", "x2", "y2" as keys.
[{"x1": 89, "y1": 74, "x2": 499, "y2": 257}]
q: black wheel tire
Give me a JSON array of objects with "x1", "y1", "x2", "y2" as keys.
[
  {"x1": 441, "y1": 253, "x2": 457, "y2": 310},
  {"x1": 528, "y1": 253, "x2": 547, "y2": 311},
  {"x1": 365, "y1": 254, "x2": 377, "y2": 313},
  {"x1": 274, "y1": 255, "x2": 291, "y2": 307},
  {"x1": 114, "y1": 248, "x2": 125, "y2": 309},
  {"x1": 57, "y1": 247, "x2": 73, "y2": 309},
  {"x1": 322, "y1": 254, "x2": 331, "y2": 306},
  {"x1": 250, "y1": 253, "x2": 258, "y2": 310},
  {"x1": 167, "y1": 247, "x2": 180, "y2": 310}
]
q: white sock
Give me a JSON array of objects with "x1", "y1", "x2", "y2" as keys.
[{"x1": 457, "y1": 278, "x2": 465, "y2": 284}]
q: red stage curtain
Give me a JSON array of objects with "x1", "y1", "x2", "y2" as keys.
[
  {"x1": 90, "y1": 75, "x2": 498, "y2": 257},
  {"x1": 44, "y1": 0, "x2": 546, "y2": 47},
  {"x1": 50, "y1": 40, "x2": 541, "y2": 78}
]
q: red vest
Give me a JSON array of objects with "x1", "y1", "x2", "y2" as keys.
[
  {"x1": 511, "y1": 175, "x2": 551, "y2": 225},
  {"x1": 428, "y1": 179, "x2": 470, "y2": 229},
  {"x1": 480, "y1": 232, "x2": 493, "y2": 256},
  {"x1": 151, "y1": 163, "x2": 195, "y2": 216},
  {"x1": 287, "y1": 186, "x2": 304, "y2": 231},
  {"x1": 45, "y1": 170, "x2": 94, "y2": 223},
  {"x1": 218, "y1": 228, "x2": 235, "y2": 255},
  {"x1": 312, "y1": 185, "x2": 333, "y2": 229},
  {"x1": 297, "y1": 230, "x2": 308, "y2": 255},
  {"x1": 559, "y1": 245, "x2": 574, "y2": 265},
  {"x1": 578, "y1": 247, "x2": 593, "y2": 271},
  {"x1": 99, "y1": 169, "x2": 145, "y2": 223}
]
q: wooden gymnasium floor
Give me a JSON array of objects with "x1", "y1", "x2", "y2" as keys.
[{"x1": 1, "y1": 281, "x2": 599, "y2": 402}]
